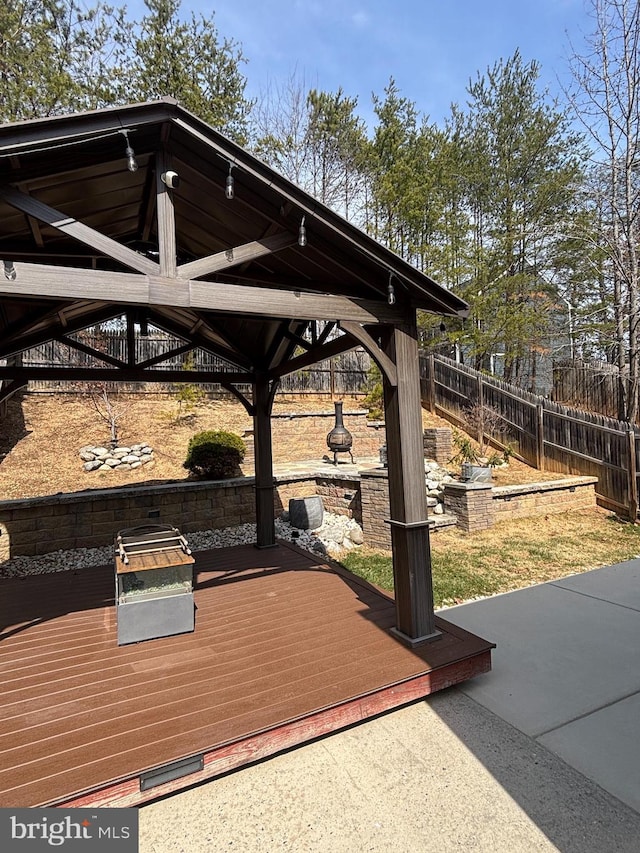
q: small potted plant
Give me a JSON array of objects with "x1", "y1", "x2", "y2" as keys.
[{"x1": 450, "y1": 431, "x2": 491, "y2": 482}]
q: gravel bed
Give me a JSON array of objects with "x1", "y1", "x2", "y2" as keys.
[{"x1": 0, "y1": 513, "x2": 364, "y2": 578}]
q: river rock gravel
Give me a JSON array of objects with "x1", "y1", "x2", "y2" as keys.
[{"x1": 0, "y1": 512, "x2": 365, "y2": 578}]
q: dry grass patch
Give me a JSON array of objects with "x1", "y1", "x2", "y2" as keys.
[
  {"x1": 2, "y1": 392, "x2": 634, "y2": 607},
  {"x1": 341, "y1": 508, "x2": 640, "y2": 607},
  {"x1": 0, "y1": 392, "x2": 365, "y2": 500},
  {"x1": 0, "y1": 393, "x2": 249, "y2": 499}
]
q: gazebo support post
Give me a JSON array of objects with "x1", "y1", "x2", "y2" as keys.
[
  {"x1": 382, "y1": 319, "x2": 440, "y2": 646},
  {"x1": 253, "y1": 371, "x2": 276, "y2": 548}
]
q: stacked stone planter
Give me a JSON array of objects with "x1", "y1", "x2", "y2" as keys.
[
  {"x1": 425, "y1": 460, "x2": 453, "y2": 514},
  {"x1": 80, "y1": 444, "x2": 154, "y2": 472}
]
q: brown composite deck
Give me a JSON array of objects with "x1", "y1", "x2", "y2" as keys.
[{"x1": 0, "y1": 541, "x2": 493, "y2": 808}]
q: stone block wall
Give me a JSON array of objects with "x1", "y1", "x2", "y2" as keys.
[
  {"x1": 443, "y1": 482, "x2": 495, "y2": 532},
  {"x1": 314, "y1": 474, "x2": 362, "y2": 520},
  {"x1": 245, "y1": 411, "x2": 385, "y2": 466},
  {"x1": 0, "y1": 469, "x2": 601, "y2": 561},
  {"x1": 423, "y1": 428, "x2": 453, "y2": 465},
  {"x1": 492, "y1": 477, "x2": 597, "y2": 521},
  {"x1": 272, "y1": 475, "x2": 321, "y2": 517},
  {"x1": 0, "y1": 480, "x2": 263, "y2": 557},
  {"x1": 360, "y1": 468, "x2": 392, "y2": 551},
  {"x1": 0, "y1": 470, "x2": 362, "y2": 559}
]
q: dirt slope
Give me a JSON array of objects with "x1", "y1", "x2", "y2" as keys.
[{"x1": 0, "y1": 391, "x2": 557, "y2": 501}]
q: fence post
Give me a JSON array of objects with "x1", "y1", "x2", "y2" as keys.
[
  {"x1": 477, "y1": 374, "x2": 484, "y2": 446},
  {"x1": 428, "y1": 354, "x2": 436, "y2": 413},
  {"x1": 535, "y1": 402, "x2": 545, "y2": 471},
  {"x1": 628, "y1": 428, "x2": 638, "y2": 521}
]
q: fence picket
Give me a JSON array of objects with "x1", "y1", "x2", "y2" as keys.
[
  {"x1": 420, "y1": 354, "x2": 636, "y2": 519},
  {"x1": 11, "y1": 333, "x2": 639, "y2": 518},
  {"x1": 20, "y1": 333, "x2": 372, "y2": 396}
]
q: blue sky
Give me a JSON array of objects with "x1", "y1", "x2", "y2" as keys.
[{"x1": 129, "y1": 0, "x2": 592, "y2": 127}]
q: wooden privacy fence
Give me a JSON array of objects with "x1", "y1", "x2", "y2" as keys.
[
  {"x1": 0, "y1": 354, "x2": 23, "y2": 415},
  {"x1": 420, "y1": 353, "x2": 639, "y2": 519},
  {"x1": 553, "y1": 359, "x2": 626, "y2": 420},
  {"x1": 20, "y1": 333, "x2": 372, "y2": 396}
]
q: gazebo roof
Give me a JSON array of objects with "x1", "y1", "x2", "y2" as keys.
[{"x1": 0, "y1": 97, "x2": 467, "y2": 383}]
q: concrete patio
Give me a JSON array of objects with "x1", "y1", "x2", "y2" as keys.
[{"x1": 139, "y1": 558, "x2": 640, "y2": 852}]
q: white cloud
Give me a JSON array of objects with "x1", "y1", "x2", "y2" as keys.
[{"x1": 352, "y1": 10, "x2": 370, "y2": 28}]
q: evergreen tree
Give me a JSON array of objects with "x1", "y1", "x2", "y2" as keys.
[
  {"x1": 368, "y1": 78, "x2": 423, "y2": 255},
  {"x1": 452, "y1": 51, "x2": 584, "y2": 384},
  {"x1": 0, "y1": 0, "x2": 252, "y2": 143},
  {"x1": 0, "y1": 0, "x2": 128, "y2": 121},
  {"x1": 121, "y1": 0, "x2": 252, "y2": 142},
  {"x1": 306, "y1": 88, "x2": 368, "y2": 217}
]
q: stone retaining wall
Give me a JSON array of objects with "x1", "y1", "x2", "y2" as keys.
[
  {"x1": 0, "y1": 471, "x2": 600, "y2": 561},
  {"x1": 0, "y1": 470, "x2": 365, "y2": 560},
  {"x1": 243, "y1": 411, "x2": 385, "y2": 467},
  {"x1": 423, "y1": 428, "x2": 453, "y2": 465},
  {"x1": 443, "y1": 482, "x2": 495, "y2": 532},
  {"x1": 492, "y1": 477, "x2": 598, "y2": 521},
  {"x1": 360, "y1": 469, "x2": 392, "y2": 551}
]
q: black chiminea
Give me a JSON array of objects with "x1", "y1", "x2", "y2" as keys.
[{"x1": 326, "y1": 401, "x2": 354, "y2": 465}]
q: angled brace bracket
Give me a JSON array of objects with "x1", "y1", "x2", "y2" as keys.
[{"x1": 340, "y1": 321, "x2": 397, "y2": 387}]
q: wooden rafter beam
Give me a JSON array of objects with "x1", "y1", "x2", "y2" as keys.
[
  {"x1": 0, "y1": 186, "x2": 161, "y2": 276},
  {"x1": 265, "y1": 320, "x2": 308, "y2": 372},
  {"x1": 0, "y1": 305, "x2": 122, "y2": 359},
  {"x1": 269, "y1": 332, "x2": 358, "y2": 379},
  {"x1": 146, "y1": 309, "x2": 252, "y2": 371},
  {"x1": 0, "y1": 301, "x2": 75, "y2": 347},
  {"x1": 137, "y1": 341, "x2": 194, "y2": 370},
  {"x1": 317, "y1": 321, "x2": 337, "y2": 346},
  {"x1": 155, "y1": 146, "x2": 177, "y2": 277},
  {"x1": 176, "y1": 232, "x2": 296, "y2": 280},
  {"x1": 0, "y1": 261, "x2": 404, "y2": 324},
  {"x1": 17, "y1": 184, "x2": 45, "y2": 248},
  {"x1": 0, "y1": 378, "x2": 27, "y2": 405},
  {"x1": 220, "y1": 381, "x2": 254, "y2": 416},
  {"x1": 283, "y1": 328, "x2": 312, "y2": 351},
  {"x1": 54, "y1": 334, "x2": 127, "y2": 369},
  {"x1": 0, "y1": 366, "x2": 253, "y2": 384},
  {"x1": 190, "y1": 310, "x2": 248, "y2": 357},
  {"x1": 126, "y1": 310, "x2": 136, "y2": 368}
]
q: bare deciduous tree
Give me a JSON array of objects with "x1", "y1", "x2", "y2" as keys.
[
  {"x1": 567, "y1": 0, "x2": 640, "y2": 421},
  {"x1": 83, "y1": 382, "x2": 129, "y2": 448}
]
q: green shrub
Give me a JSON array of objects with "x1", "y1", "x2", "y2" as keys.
[
  {"x1": 184, "y1": 430, "x2": 246, "y2": 479},
  {"x1": 449, "y1": 430, "x2": 481, "y2": 465},
  {"x1": 360, "y1": 364, "x2": 384, "y2": 420}
]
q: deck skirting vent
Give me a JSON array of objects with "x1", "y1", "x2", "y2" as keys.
[{"x1": 140, "y1": 754, "x2": 205, "y2": 791}]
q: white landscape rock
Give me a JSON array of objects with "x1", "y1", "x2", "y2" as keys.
[
  {"x1": 0, "y1": 513, "x2": 367, "y2": 579},
  {"x1": 79, "y1": 444, "x2": 155, "y2": 473}
]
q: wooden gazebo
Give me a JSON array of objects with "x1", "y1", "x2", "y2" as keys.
[{"x1": 0, "y1": 100, "x2": 492, "y2": 806}]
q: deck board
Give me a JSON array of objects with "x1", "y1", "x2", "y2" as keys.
[{"x1": 0, "y1": 541, "x2": 493, "y2": 808}]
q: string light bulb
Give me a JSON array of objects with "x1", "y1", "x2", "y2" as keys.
[
  {"x1": 225, "y1": 163, "x2": 235, "y2": 199},
  {"x1": 387, "y1": 273, "x2": 396, "y2": 305},
  {"x1": 298, "y1": 215, "x2": 307, "y2": 247},
  {"x1": 121, "y1": 129, "x2": 138, "y2": 172}
]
